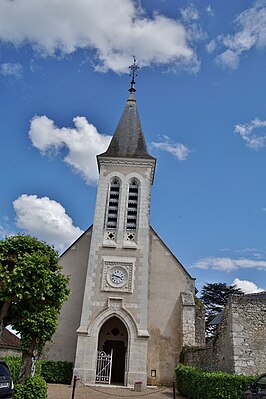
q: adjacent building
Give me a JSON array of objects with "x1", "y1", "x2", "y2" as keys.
[{"x1": 183, "y1": 292, "x2": 266, "y2": 376}]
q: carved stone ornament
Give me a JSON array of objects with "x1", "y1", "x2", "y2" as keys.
[
  {"x1": 108, "y1": 297, "x2": 123, "y2": 312},
  {"x1": 99, "y1": 158, "x2": 155, "y2": 182}
]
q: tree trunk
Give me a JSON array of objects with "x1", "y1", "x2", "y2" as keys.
[
  {"x1": 18, "y1": 337, "x2": 40, "y2": 383},
  {"x1": 0, "y1": 301, "x2": 11, "y2": 325}
]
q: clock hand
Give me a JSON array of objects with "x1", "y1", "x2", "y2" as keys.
[{"x1": 114, "y1": 273, "x2": 123, "y2": 280}]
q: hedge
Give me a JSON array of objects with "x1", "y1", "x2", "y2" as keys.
[
  {"x1": 3, "y1": 356, "x2": 22, "y2": 384},
  {"x1": 175, "y1": 365, "x2": 256, "y2": 399},
  {"x1": 3, "y1": 357, "x2": 73, "y2": 399},
  {"x1": 4, "y1": 356, "x2": 73, "y2": 384},
  {"x1": 39, "y1": 360, "x2": 73, "y2": 384}
]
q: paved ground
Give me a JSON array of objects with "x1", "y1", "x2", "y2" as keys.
[{"x1": 47, "y1": 384, "x2": 184, "y2": 399}]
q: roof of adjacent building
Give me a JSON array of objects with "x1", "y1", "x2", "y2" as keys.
[
  {"x1": 243, "y1": 291, "x2": 266, "y2": 299},
  {"x1": 98, "y1": 93, "x2": 155, "y2": 161},
  {"x1": 0, "y1": 328, "x2": 20, "y2": 348},
  {"x1": 208, "y1": 311, "x2": 224, "y2": 325}
]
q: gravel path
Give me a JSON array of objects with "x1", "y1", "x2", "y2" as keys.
[{"x1": 47, "y1": 384, "x2": 183, "y2": 399}]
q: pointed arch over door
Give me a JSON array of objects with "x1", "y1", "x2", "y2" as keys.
[{"x1": 97, "y1": 316, "x2": 128, "y2": 385}]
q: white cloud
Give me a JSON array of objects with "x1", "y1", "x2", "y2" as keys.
[
  {"x1": 0, "y1": 63, "x2": 23, "y2": 79},
  {"x1": 234, "y1": 248, "x2": 265, "y2": 260},
  {"x1": 0, "y1": 217, "x2": 15, "y2": 239},
  {"x1": 180, "y1": 5, "x2": 199, "y2": 22},
  {"x1": 234, "y1": 117, "x2": 266, "y2": 150},
  {"x1": 206, "y1": 39, "x2": 216, "y2": 54},
  {"x1": 13, "y1": 194, "x2": 83, "y2": 251},
  {"x1": 206, "y1": 5, "x2": 214, "y2": 17},
  {"x1": 216, "y1": 49, "x2": 240, "y2": 69},
  {"x1": 180, "y1": 5, "x2": 206, "y2": 42},
  {"x1": 212, "y1": 1, "x2": 266, "y2": 68},
  {"x1": 29, "y1": 115, "x2": 111, "y2": 184},
  {"x1": 193, "y1": 256, "x2": 266, "y2": 272},
  {"x1": 0, "y1": 224, "x2": 9, "y2": 239},
  {"x1": 0, "y1": 0, "x2": 199, "y2": 73},
  {"x1": 233, "y1": 278, "x2": 264, "y2": 293},
  {"x1": 152, "y1": 136, "x2": 190, "y2": 161}
]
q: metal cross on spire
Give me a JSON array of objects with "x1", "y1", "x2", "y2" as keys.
[{"x1": 129, "y1": 56, "x2": 139, "y2": 93}]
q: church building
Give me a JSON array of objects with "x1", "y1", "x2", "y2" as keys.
[{"x1": 45, "y1": 64, "x2": 203, "y2": 387}]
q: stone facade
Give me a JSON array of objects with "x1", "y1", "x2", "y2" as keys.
[
  {"x1": 44, "y1": 229, "x2": 92, "y2": 363},
  {"x1": 147, "y1": 229, "x2": 200, "y2": 385},
  {"x1": 183, "y1": 292, "x2": 266, "y2": 376},
  {"x1": 45, "y1": 225, "x2": 200, "y2": 386}
]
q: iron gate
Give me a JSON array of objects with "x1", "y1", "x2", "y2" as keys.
[{"x1": 95, "y1": 350, "x2": 113, "y2": 384}]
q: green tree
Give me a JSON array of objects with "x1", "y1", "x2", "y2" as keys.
[
  {"x1": 0, "y1": 234, "x2": 69, "y2": 381},
  {"x1": 200, "y1": 282, "x2": 243, "y2": 339}
]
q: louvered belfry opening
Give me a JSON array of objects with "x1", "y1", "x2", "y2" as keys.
[
  {"x1": 126, "y1": 180, "x2": 139, "y2": 230},
  {"x1": 106, "y1": 179, "x2": 120, "y2": 229}
]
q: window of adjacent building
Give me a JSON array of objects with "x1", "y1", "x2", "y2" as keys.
[
  {"x1": 126, "y1": 180, "x2": 139, "y2": 230},
  {"x1": 106, "y1": 178, "x2": 120, "y2": 229}
]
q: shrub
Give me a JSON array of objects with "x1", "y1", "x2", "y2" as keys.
[
  {"x1": 14, "y1": 376, "x2": 47, "y2": 399},
  {"x1": 39, "y1": 360, "x2": 73, "y2": 384},
  {"x1": 3, "y1": 356, "x2": 21, "y2": 384},
  {"x1": 4, "y1": 356, "x2": 73, "y2": 385},
  {"x1": 4, "y1": 356, "x2": 42, "y2": 384},
  {"x1": 175, "y1": 365, "x2": 256, "y2": 399}
]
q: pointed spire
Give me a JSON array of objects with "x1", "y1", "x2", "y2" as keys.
[{"x1": 98, "y1": 58, "x2": 155, "y2": 161}]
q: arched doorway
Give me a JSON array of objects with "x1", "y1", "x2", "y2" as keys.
[{"x1": 97, "y1": 316, "x2": 128, "y2": 385}]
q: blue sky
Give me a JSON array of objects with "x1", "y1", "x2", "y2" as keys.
[{"x1": 1, "y1": 0, "x2": 266, "y2": 294}]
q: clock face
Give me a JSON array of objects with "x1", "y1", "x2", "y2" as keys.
[
  {"x1": 110, "y1": 269, "x2": 125, "y2": 284},
  {"x1": 107, "y1": 266, "x2": 128, "y2": 287}
]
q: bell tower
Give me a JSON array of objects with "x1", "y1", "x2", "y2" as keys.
[{"x1": 74, "y1": 59, "x2": 156, "y2": 386}]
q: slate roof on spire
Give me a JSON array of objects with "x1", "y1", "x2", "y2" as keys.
[{"x1": 98, "y1": 92, "x2": 155, "y2": 160}]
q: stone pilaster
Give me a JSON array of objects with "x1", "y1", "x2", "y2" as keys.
[{"x1": 181, "y1": 292, "x2": 196, "y2": 346}]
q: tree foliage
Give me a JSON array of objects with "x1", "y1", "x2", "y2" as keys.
[
  {"x1": 200, "y1": 282, "x2": 243, "y2": 339},
  {"x1": 0, "y1": 234, "x2": 70, "y2": 382}
]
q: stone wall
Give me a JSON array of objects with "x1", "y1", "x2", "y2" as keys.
[
  {"x1": 0, "y1": 346, "x2": 21, "y2": 357},
  {"x1": 183, "y1": 292, "x2": 266, "y2": 376},
  {"x1": 194, "y1": 299, "x2": 205, "y2": 347},
  {"x1": 230, "y1": 293, "x2": 266, "y2": 375},
  {"x1": 181, "y1": 293, "x2": 196, "y2": 347}
]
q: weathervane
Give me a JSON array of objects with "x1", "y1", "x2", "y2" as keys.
[{"x1": 129, "y1": 56, "x2": 139, "y2": 93}]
